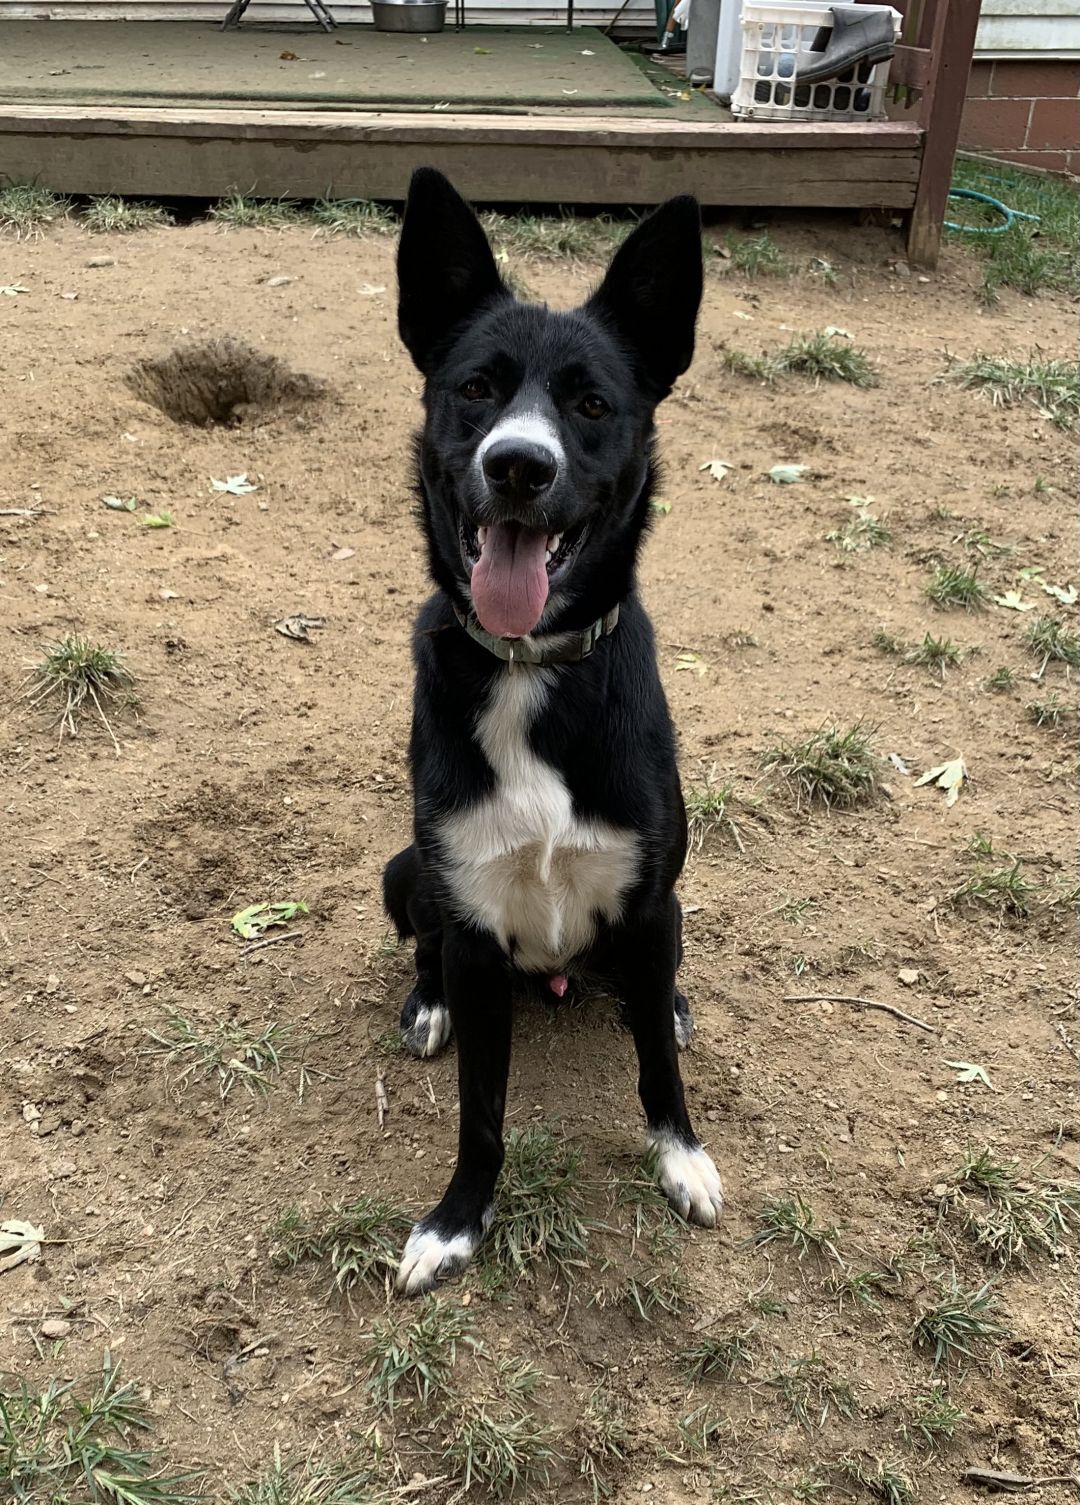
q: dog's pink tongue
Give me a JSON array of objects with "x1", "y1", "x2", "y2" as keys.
[{"x1": 470, "y1": 522, "x2": 550, "y2": 639}]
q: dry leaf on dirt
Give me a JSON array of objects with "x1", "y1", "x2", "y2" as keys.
[
  {"x1": 675, "y1": 652, "x2": 708, "y2": 676},
  {"x1": 273, "y1": 614, "x2": 327, "y2": 642},
  {"x1": 699, "y1": 459, "x2": 734, "y2": 482},
  {"x1": 211, "y1": 474, "x2": 258, "y2": 496},
  {"x1": 1042, "y1": 581, "x2": 1077, "y2": 606},
  {"x1": 994, "y1": 590, "x2": 1035, "y2": 612},
  {"x1": 915, "y1": 756, "x2": 966, "y2": 807},
  {"x1": 231, "y1": 900, "x2": 309, "y2": 940},
  {"x1": 0, "y1": 1219, "x2": 44, "y2": 1273},
  {"x1": 945, "y1": 1060, "x2": 995, "y2": 1090},
  {"x1": 769, "y1": 464, "x2": 810, "y2": 484}
]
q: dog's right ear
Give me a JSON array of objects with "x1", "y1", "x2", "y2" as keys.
[{"x1": 397, "y1": 168, "x2": 507, "y2": 373}]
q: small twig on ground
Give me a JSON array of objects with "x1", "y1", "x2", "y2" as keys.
[
  {"x1": 241, "y1": 930, "x2": 304, "y2": 957},
  {"x1": 961, "y1": 1467, "x2": 1080, "y2": 1493},
  {"x1": 376, "y1": 1069, "x2": 389, "y2": 1128},
  {"x1": 783, "y1": 992, "x2": 936, "y2": 1033},
  {"x1": 0, "y1": 507, "x2": 42, "y2": 517},
  {"x1": 1055, "y1": 1022, "x2": 1079, "y2": 1064},
  {"x1": 130, "y1": 855, "x2": 149, "y2": 882}
]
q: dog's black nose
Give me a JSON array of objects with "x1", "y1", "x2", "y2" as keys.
[{"x1": 482, "y1": 439, "x2": 558, "y2": 500}]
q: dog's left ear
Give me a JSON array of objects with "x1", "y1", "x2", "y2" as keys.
[
  {"x1": 397, "y1": 167, "x2": 508, "y2": 373},
  {"x1": 586, "y1": 195, "x2": 703, "y2": 397}
]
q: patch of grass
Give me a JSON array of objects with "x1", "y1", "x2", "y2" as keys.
[
  {"x1": 442, "y1": 1368, "x2": 560, "y2": 1499},
  {"x1": 309, "y1": 196, "x2": 398, "y2": 238},
  {"x1": 83, "y1": 196, "x2": 173, "y2": 233},
  {"x1": 872, "y1": 629, "x2": 904, "y2": 656},
  {"x1": 229, "y1": 1446, "x2": 389, "y2": 1505},
  {"x1": 978, "y1": 222, "x2": 1076, "y2": 304},
  {"x1": 903, "y1": 1385, "x2": 965, "y2": 1451},
  {"x1": 913, "y1": 1275, "x2": 1006, "y2": 1369},
  {"x1": 752, "y1": 1195, "x2": 842, "y2": 1263},
  {"x1": 839, "y1": 1455, "x2": 916, "y2": 1505},
  {"x1": 363, "y1": 1298, "x2": 481, "y2": 1408},
  {"x1": 576, "y1": 1388, "x2": 629, "y2": 1503},
  {"x1": 0, "y1": 1351, "x2": 202, "y2": 1504},
  {"x1": 947, "y1": 352, "x2": 1080, "y2": 431},
  {"x1": 1028, "y1": 691, "x2": 1071, "y2": 729},
  {"x1": 952, "y1": 156, "x2": 1079, "y2": 250},
  {"x1": 949, "y1": 857, "x2": 1036, "y2": 919},
  {"x1": 1026, "y1": 614, "x2": 1080, "y2": 673},
  {"x1": 485, "y1": 1124, "x2": 589, "y2": 1284},
  {"x1": 675, "y1": 1406, "x2": 733, "y2": 1455},
  {"x1": 210, "y1": 191, "x2": 303, "y2": 229},
  {"x1": 907, "y1": 632, "x2": 966, "y2": 678},
  {"x1": 925, "y1": 562, "x2": 989, "y2": 611},
  {"x1": 937, "y1": 1148, "x2": 1080, "y2": 1267},
  {"x1": 685, "y1": 777, "x2": 745, "y2": 854},
  {"x1": 769, "y1": 1354, "x2": 858, "y2": 1430},
  {"x1": 761, "y1": 722, "x2": 881, "y2": 811},
  {"x1": 826, "y1": 1267, "x2": 899, "y2": 1315},
  {"x1": 269, "y1": 1194, "x2": 409, "y2": 1294},
  {"x1": 0, "y1": 182, "x2": 71, "y2": 239},
  {"x1": 781, "y1": 330, "x2": 879, "y2": 387},
  {"x1": 146, "y1": 1008, "x2": 290, "y2": 1099},
  {"x1": 827, "y1": 512, "x2": 891, "y2": 552},
  {"x1": 479, "y1": 209, "x2": 628, "y2": 261},
  {"x1": 986, "y1": 665, "x2": 1017, "y2": 692},
  {"x1": 680, "y1": 1326, "x2": 756, "y2": 1382},
  {"x1": 23, "y1": 634, "x2": 138, "y2": 751},
  {"x1": 614, "y1": 1263, "x2": 690, "y2": 1321},
  {"x1": 724, "y1": 231, "x2": 791, "y2": 277},
  {"x1": 722, "y1": 347, "x2": 783, "y2": 383}
]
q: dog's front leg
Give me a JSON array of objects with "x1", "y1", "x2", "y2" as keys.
[
  {"x1": 396, "y1": 925, "x2": 512, "y2": 1295},
  {"x1": 615, "y1": 896, "x2": 724, "y2": 1227}
]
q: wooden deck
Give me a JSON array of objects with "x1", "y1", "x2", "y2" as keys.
[{"x1": 0, "y1": 104, "x2": 925, "y2": 209}]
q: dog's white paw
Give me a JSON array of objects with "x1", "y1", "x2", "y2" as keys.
[
  {"x1": 396, "y1": 1221, "x2": 482, "y2": 1296},
  {"x1": 402, "y1": 1002, "x2": 452, "y2": 1059},
  {"x1": 673, "y1": 1007, "x2": 694, "y2": 1051},
  {"x1": 648, "y1": 1131, "x2": 724, "y2": 1227}
]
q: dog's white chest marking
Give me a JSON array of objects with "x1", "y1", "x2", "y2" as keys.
[{"x1": 439, "y1": 671, "x2": 639, "y2": 972}]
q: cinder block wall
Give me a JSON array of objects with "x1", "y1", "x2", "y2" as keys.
[{"x1": 961, "y1": 60, "x2": 1080, "y2": 175}]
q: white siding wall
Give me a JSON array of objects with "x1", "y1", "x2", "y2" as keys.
[{"x1": 976, "y1": 0, "x2": 1080, "y2": 58}]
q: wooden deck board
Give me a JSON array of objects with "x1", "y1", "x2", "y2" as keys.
[{"x1": 0, "y1": 105, "x2": 924, "y2": 208}]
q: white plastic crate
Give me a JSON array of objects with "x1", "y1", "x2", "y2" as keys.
[{"x1": 731, "y1": 2, "x2": 902, "y2": 123}]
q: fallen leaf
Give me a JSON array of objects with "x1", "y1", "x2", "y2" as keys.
[
  {"x1": 231, "y1": 900, "x2": 309, "y2": 940},
  {"x1": 844, "y1": 493, "x2": 875, "y2": 508},
  {"x1": 358, "y1": 284, "x2": 386, "y2": 296},
  {"x1": 0, "y1": 1219, "x2": 44, "y2": 1274},
  {"x1": 274, "y1": 614, "x2": 327, "y2": 642},
  {"x1": 474, "y1": 46, "x2": 492, "y2": 53},
  {"x1": 331, "y1": 546, "x2": 356, "y2": 561},
  {"x1": 580, "y1": 47, "x2": 595, "y2": 54},
  {"x1": 945, "y1": 1059, "x2": 995, "y2": 1090},
  {"x1": 769, "y1": 464, "x2": 810, "y2": 484},
  {"x1": 0, "y1": 283, "x2": 29, "y2": 296},
  {"x1": 823, "y1": 325, "x2": 852, "y2": 338},
  {"x1": 994, "y1": 590, "x2": 1035, "y2": 612},
  {"x1": 915, "y1": 756, "x2": 966, "y2": 807},
  {"x1": 102, "y1": 495, "x2": 138, "y2": 512},
  {"x1": 699, "y1": 459, "x2": 734, "y2": 482},
  {"x1": 159, "y1": 589, "x2": 180, "y2": 601},
  {"x1": 675, "y1": 651, "x2": 708, "y2": 677},
  {"x1": 141, "y1": 512, "x2": 173, "y2": 528},
  {"x1": 897, "y1": 967, "x2": 920, "y2": 986},
  {"x1": 60, "y1": 291, "x2": 78, "y2": 300},
  {"x1": 651, "y1": 500, "x2": 672, "y2": 515},
  {"x1": 1042, "y1": 581, "x2": 1078, "y2": 606},
  {"x1": 888, "y1": 752, "x2": 912, "y2": 775},
  {"x1": 211, "y1": 474, "x2": 258, "y2": 495}
]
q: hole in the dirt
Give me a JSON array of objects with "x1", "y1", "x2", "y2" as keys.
[{"x1": 125, "y1": 336, "x2": 327, "y2": 427}]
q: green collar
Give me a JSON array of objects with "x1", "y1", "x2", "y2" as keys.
[{"x1": 453, "y1": 603, "x2": 620, "y2": 666}]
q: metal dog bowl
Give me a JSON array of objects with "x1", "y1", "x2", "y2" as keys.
[{"x1": 371, "y1": 0, "x2": 446, "y2": 31}]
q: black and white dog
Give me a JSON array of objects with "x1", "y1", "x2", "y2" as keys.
[{"x1": 384, "y1": 168, "x2": 723, "y2": 1295}]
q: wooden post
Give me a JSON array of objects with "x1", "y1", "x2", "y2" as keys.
[{"x1": 906, "y1": 0, "x2": 982, "y2": 268}]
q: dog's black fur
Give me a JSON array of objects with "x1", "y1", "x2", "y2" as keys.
[{"x1": 384, "y1": 169, "x2": 720, "y2": 1294}]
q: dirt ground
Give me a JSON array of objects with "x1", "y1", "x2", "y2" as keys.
[{"x1": 0, "y1": 210, "x2": 1077, "y2": 1503}]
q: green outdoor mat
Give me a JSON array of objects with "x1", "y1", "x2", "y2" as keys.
[{"x1": 0, "y1": 21, "x2": 672, "y2": 110}]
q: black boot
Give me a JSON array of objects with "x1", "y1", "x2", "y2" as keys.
[{"x1": 796, "y1": 4, "x2": 895, "y2": 85}]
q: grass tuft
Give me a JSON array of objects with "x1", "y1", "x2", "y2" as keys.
[
  {"x1": 726, "y1": 331, "x2": 877, "y2": 388},
  {"x1": 752, "y1": 1195, "x2": 842, "y2": 1263},
  {"x1": 442, "y1": 1362, "x2": 560, "y2": 1499},
  {"x1": 826, "y1": 1267, "x2": 899, "y2": 1314},
  {"x1": 485, "y1": 1124, "x2": 588, "y2": 1284},
  {"x1": 576, "y1": 1388, "x2": 629, "y2": 1503},
  {"x1": 363, "y1": 1297, "x2": 481, "y2": 1408},
  {"x1": 146, "y1": 1009, "x2": 290, "y2": 1099},
  {"x1": 986, "y1": 665, "x2": 1016, "y2": 692},
  {"x1": 903, "y1": 1385, "x2": 965, "y2": 1452},
  {"x1": 480, "y1": 209, "x2": 628, "y2": 262},
  {"x1": 906, "y1": 632, "x2": 966, "y2": 678},
  {"x1": 23, "y1": 634, "x2": 137, "y2": 751},
  {"x1": 210, "y1": 191, "x2": 303, "y2": 229},
  {"x1": 0, "y1": 1351, "x2": 202, "y2": 1505},
  {"x1": 913, "y1": 1275, "x2": 1006, "y2": 1369},
  {"x1": 1027, "y1": 691, "x2": 1071, "y2": 729},
  {"x1": 947, "y1": 352, "x2": 1080, "y2": 431},
  {"x1": 1026, "y1": 614, "x2": 1080, "y2": 673},
  {"x1": 0, "y1": 182, "x2": 72, "y2": 239},
  {"x1": 679, "y1": 1326, "x2": 756, "y2": 1382},
  {"x1": 949, "y1": 857, "x2": 1035, "y2": 919},
  {"x1": 309, "y1": 196, "x2": 398, "y2": 238},
  {"x1": 270, "y1": 1194, "x2": 409, "y2": 1294},
  {"x1": 925, "y1": 562, "x2": 989, "y2": 610},
  {"x1": 761, "y1": 722, "x2": 881, "y2": 811},
  {"x1": 937, "y1": 1148, "x2": 1080, "y2": 1267},
  {"x1": 826, "y1": 511, "x2": 891, "y2": 552},
  {"x1": 723, "y1": 231, "x2": 790, "y2": 277},
  {"x1": 83, "y1": 197, "x2": 173, "y2": 233},
  {"x1": 769, "y1": 1354, "x2": 858, "y2": 1430},
  {"x1": 229, "y1": 1445, "x2": 389, "y2": 1505},
  {"x1": 839, "y1": 1455, "x2": 916, "y2": 1505},
  {"x1": 685, "y1": 777, "x2": 745, "y2": 854}
]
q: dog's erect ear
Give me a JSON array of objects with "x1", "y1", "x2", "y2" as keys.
[
  {"x1": 397, "y1": 167, "x2": 507, "y2": 373},
  {"x1": 586, "y1": 195, "x2": 703, "y2": 396}
]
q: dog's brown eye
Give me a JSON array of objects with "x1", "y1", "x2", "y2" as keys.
[
  {"x1": 459, "y1": 376, "x2": 491, "y2": 401},
  {"x1": 579, "y1": 393, "x2": 609, "y2": 420}
]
